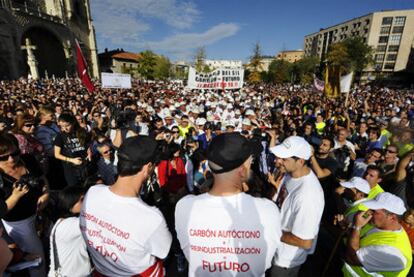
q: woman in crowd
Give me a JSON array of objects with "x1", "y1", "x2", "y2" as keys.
[
  {"x1": 54, "y1": 113, "x2": 91, "y2": 187},
  {"x1": 13, "y1": 114, "x2": 47, "y2": 172},
  {"x1": 49, "y1": 186, "x2": 91, "y2": 277},
  {"x1": 0, "y1": 133, "x2": 48, "y2": 277}
]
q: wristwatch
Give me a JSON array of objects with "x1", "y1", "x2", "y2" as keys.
[{"x1": 351, "y1": 225, "x2": 361, "y2": 231}]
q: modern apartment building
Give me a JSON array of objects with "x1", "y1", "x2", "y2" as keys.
[{"x1": 304, "y1": 9, "x2": 414, "y2": 78}]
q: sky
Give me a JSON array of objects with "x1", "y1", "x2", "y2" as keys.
[{"x1": 90, "y1": 0, "x2": 414, "y2": 63}]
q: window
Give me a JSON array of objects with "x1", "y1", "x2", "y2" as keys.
[
  {"x1": 394, "y1": 16, "x2": 406, "y2": 26},
  {"x1": 375, "y1": 63, "x2": 383, "y2": 70},
  {"x1": 378, "y1": 36, "x2": 388, "y2": 43},
  {"x1": 375, "y1": 54, "x2": 385, "y2": 62},
  {"x1": 377, "y1": 45, "x2": 387, "y2": 51},
  {"x1": 382, "y1": 17, "x2": 393, "y2": 25},
  {"x1": 388, "y1": 45, "x2": 399, "y2": 52},
  {"x1": 389, "y1": 34, "x2": 401, "y2": 45},
  {"x1": 392, "y1": 26, "x2": 404, "y2": 34},
  {"x1": 386, "y1": 54, "x2": 397, "y2": 61},
  {"x1": 384, "y1": 63, "x2": 395, "y2": 70},
  {"x1": 380, "y1": 26, "x2": 390, "y2": 34}
]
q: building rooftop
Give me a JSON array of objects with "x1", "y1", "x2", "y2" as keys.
[{"x1": 112, "y1": 52, "x2": 142, "y2": 61}]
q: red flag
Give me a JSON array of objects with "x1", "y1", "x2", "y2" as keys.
[{"x1": 75, "y1": 39, "x2": 95, "y2": 93}]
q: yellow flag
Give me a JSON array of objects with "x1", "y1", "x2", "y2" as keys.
[{"x1": 324, "y1": 65, "x2": 340, "y2": 98}]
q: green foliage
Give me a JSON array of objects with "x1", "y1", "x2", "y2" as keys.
[
  {"x1": 268, "y1": 59, "x2": 292, "y2": 83},
  {"x1": 138, "y1": 50, "x2": 157, "y2": 80},
  {"x1": 248, "y1": 71, "x2": 262, "y2": 84},
  {"x1": 153, "y1": 55, "x2": 171, "y2": 80},
  {"x1": 247, "y1": 42, "x2": 264, "y2": 84},
  {"x1": 327, "y1": 42, "x2": 351, "y2": 72},
  {"x1": 292, "y1": 56, "x2": 320, "y2": 84},
  {"x1": 249, "y1": 42, "x2": 264, "y2": 72},
  {"x1": 343, "y1": 37, "x2": 374, "y2": 73},
  {"x1": 194, "y1": 47, "x2": 207, "y2": 72},
  {"x1": 327, "y1": 36, "x2": 373, "y2": 74}
]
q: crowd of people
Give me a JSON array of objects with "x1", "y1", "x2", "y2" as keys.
[{"x1": 0, "y1": 77, "x2": 414, "y2": 276}]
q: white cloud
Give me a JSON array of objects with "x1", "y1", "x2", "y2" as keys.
[
  {"x1": 90, "y1": 0, "x2": 200, "y2": 48},
  {"x1": 90, "y1": 1, "x2": 239, "y2": 60},
  {"x1": 147, "y1": 23, "x2": 240, "y2": 51}
]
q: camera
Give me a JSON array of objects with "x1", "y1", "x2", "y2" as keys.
[{"x1": 16, "y1": 174, "x2": 43, "y2": 190}]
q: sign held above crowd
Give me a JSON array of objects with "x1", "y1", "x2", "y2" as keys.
[
  {"x1": 101, "y1": 72, "x2": 132, "y2": 89},
  {"x1": 187, "y1": 67, "x2": 244, "y2": 90}
]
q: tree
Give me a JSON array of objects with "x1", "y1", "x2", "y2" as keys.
[
  {"x1": 194, "y1": 47, "x2": 207, "y2": 72},
  {"x1": 293, "y1": 56, "x2": 320, "y2": 84},
  {"x1": 268, "y1": 59, "x2": 292, "y2": 84},
  {"x1": 326, "y1": 37, "x2": 374, "y2": 83},
  {"x1": 248, "y1": 42, "x2": 264, "y2": 83},
  {"x1": 343, "y1": 36, "x2": 374, "y2": 74},
  {"x1": 137, "y1": 50, "x2": 157, "y2": 80},
  {"x1": 326, "y1": 42, "x2": 351, "y2": 72},
  {"x1": 154, "y1": 55, "x2": 171, "y2": 80}
]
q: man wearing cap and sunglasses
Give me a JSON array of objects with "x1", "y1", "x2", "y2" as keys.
[
  {"x1": 269, "y1": 136, "x2": 324, "y2": 277},
  {"x1": 175, "y1": 133, "x2": 281, "y2": 276},
  {"x1": 80, "y1": 136, "x2": 172, "y2": 277},
  {"x1": 343, "y1": 192, "x2": 412, "y2": 276}
]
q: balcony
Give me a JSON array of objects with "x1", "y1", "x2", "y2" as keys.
[{"x1": 9, "y1": 1, "x2": 64, "y2": 25}]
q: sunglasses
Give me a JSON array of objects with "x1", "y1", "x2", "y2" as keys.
[
  {"x1": 0, "y1": 149, "x2": 20, "y2": 161},
  {"x1": 172, "y1": 131, "x2": 179, "y2": 134},
  {"x1": 24, "y1": 123, "x2": 35, "y2": 128},
  {"x1": 102, "y1": 149, "x2": 112, "y2": 155},
  {"x1": 386, "y1": 149, "x2": 397, "y2": 154}
]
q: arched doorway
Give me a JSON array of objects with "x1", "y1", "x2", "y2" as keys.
[{"x1": 21, "y1": 27, "x2": 67, "y2": 78}]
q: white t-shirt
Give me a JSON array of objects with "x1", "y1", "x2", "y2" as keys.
[
  {"x1": 356, "y1": 228, "x2": 407, "y2": 272},
  {"x1": 175, "y1": 192, "x2": 281, "y2": 277},
  {"x1": 80, "y1": 185, "x2": 172, "y2": 276},
  {"x1": 334, "y1": 139, "x2": 356, "y2": 153},
  {"x1": 273, "y1": 170, "x2": 325, "y2": 268},
  {"x1": 48, "y1": 217, "x2": 92, "y2": 277}
]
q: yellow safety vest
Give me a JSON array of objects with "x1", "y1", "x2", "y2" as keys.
[
  {"x1": 178, "y1": 125, "x2": 191, "y2": 138},
  {"x1": 381, "y1": 129, "x2": 391, "y2": 147},
  {"x1": 398, "y1": 143, "x2": 414, "y2": 158},
  {"x1": 315, "y1": 122, "x2": 326, "y2": 136},
  {"x1": 342, "y1": 228, "x2": 412, "y2": 276},
  {"x1": 344, "y1": 203, "x2": 372, "y2": 239},
  {"x1": 367, "y1": 184, "x2": 384, "y2": 200}
]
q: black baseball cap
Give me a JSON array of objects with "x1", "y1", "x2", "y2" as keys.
[
  {"x1": 207, "y1": 132, "x2": 253, "y2": 174},
  {"x1": 117, "y1": 136, "x2": 158, "y2": 167}
]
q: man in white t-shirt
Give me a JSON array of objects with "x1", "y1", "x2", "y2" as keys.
[
  {"x1": 175, "y1": 133, "x2": 281, "y2": 276},
  {"x1": 269, "y1": 136, "x2": 325, "y2": 277},
  {"x1": 80, "y1": 136, "x2": 172, "y2": 277},
  {"x1": 342, "y1": 192, "x2": 412, "y2": 276}
]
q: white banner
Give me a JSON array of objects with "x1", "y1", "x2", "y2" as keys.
[
  {"x1": 101, "y1": 73, "x2": 132, "y2": 89},
  {"x1": 340, "y1": 72, "x2": 353, "y2": 93},
  {"x1": 187, "y1": 67, "x2": 244, "y2": 89}
]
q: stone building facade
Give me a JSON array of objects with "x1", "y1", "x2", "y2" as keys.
[{"x1": 0, "y1": 0, "x2": 99, "y2": 80}]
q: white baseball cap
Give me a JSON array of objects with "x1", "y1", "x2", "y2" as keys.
[
  {"x1": 242, "y1": 118, "x2": 251, "y2": 126},
  {"x1": 196, "y1": 117, "x2": 207, "y2": 126},
  {"x1": 363, "y1": 192, "x2": 406, "y2": 215},
  {"x1": 245, "y1": 109, "x2": 255, "y2": 116},
  {"x1": 270, "y1": 136, "x2": 312, "y2": 160},
  {"x1": 340, "y1": 177, "x2": 370, "y2": 194},
  {"x1": 225, "y1": 120, "x2": 235, "y2": 128}
]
